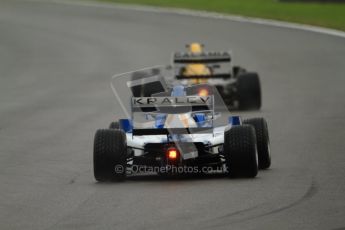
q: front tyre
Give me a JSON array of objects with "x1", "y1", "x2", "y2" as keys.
[
  {"x1": 243, "y1": 118, "x2": 271, "y2": 169},
  {"x1": 93, "y1": 129, "x2": 127, "y2": 182},
  {"x1": 224, "y1": 125, "x2": 258, "y2": 178}
]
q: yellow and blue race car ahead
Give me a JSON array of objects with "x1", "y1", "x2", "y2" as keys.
[{"x1": 173, "y1": 43, "x2": 261, "y2": 110}]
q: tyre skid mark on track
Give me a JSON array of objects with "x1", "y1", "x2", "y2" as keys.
[
  {"x1": 67, "y1": 169, "x2": 90, "y2": 185},
  {"x1": 252, "y1": 178, "x2": 318, "y2": 218},
  {"x1": 213, "y1": 204, "x2": 262, "y2": 220},
  {"x1": 204, "y1": 177, "x2": 318, "y2": 228}
]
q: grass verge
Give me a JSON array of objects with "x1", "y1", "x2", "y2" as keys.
[{"x1": 99, "y1": 0, "x2": 345, "y2": 31}]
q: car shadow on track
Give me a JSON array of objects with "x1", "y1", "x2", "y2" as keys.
[
  {"x1": 97, "y1": 172, "x2": 261, "y2": 183},
  {"x1": 126, "y1": 173, "x2": 228, "y2": 182}
]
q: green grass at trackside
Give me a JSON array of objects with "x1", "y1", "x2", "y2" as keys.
[{"x1": 99, "y1": 0, "x2": 345, "y2": 31}]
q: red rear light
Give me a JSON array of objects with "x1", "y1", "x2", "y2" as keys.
[
  {"x1": 198, "y1": 88, "x2": 209, "y2": 96},
  {"x1": 167, "y1": 148, "x2": 179, "y2": 160}
]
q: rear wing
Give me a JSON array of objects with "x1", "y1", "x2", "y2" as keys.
[
  {"x1": 131, "y1": 95, "x2": 214, "y2": 136},
  {"x1": 110, "y1": 66, "x2": 232, "y2": 137},
  {"x1": 173, "y1": 51, "x2": 231, "y2": 64},
  {"x1": 131, "y1": 96, "x2": 213, "y2": 112},
  {"x1": 173, "y1": 51, "x2": 232, "y2": 79},
  {"x1": 175, "y1": 73, "x2": 231, "y2": 80}
]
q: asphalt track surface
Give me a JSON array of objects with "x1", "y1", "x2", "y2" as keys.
[{"x1": 1, "y1": 1, "x2": 345, "y2": 229}]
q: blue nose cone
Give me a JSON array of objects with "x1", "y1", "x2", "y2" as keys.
[{"x1": 171, "y1": 85, "x2": 186, "y2": 97}]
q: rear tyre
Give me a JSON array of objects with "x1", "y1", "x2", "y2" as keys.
[
  {"x1": 93, "y1": 129, "x2": 127, "y2": 182},
  {"x1": 109, "y1": 121, "x2": 119, "y2": 129},
  {"x1": 243, "y1": 118, "x2": 271, "y2": 169},
  {"x1": 236, "y1": 73, "x2": 261, "y2": 110},
  {"x1": 223, "y1": 125, "x2": 258, "y2": 178}
]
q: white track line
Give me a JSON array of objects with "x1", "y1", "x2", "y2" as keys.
[{"x1": 35, "y1": 0, "x2": 345, "y2": 38}]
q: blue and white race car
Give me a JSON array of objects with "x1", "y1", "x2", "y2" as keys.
[{"x1": 93, "y1": 67, "x2": 271, "y2": 182}]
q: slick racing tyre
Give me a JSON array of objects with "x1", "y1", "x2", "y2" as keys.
[
  {"x1": 224, "y1": 125, "x2": 258, "y2": 178},
  {"x1": 109, "y1": 121, "x2": 119, "y2": 129},
  {"x1": 93, "y1": 129, "x2": 127, "y2": 182},
  {"x1": 237, "y1": 73, "x2": 261, "y2": 110},
  {"x1": 243, "y1": 118, "x2": 271, "y2": 169}
]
